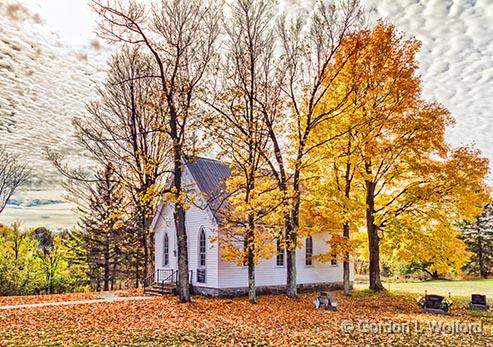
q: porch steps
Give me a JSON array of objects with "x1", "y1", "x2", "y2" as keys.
[{"x1": 144, "y1": 283, "x2": 177, "y2": 296}]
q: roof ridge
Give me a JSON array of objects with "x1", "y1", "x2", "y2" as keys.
[{"x1": 190, "y1": 156, "x2": 222, "y2": 162}]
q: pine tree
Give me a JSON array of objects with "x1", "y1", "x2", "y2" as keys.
[
  {"x1": 78, "y1": 163, "x2": 128, "y2": 291},
  {"x1": 460, "y1": 204, "x2": 493, "y2": 279}
]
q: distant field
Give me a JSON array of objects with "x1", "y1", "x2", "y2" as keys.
[{"x1": 355, "y1": 279, "x2": 493, "y2": 297}]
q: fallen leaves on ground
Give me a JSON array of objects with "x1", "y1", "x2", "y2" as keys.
[{"x1": 0, "y1": 291, "x2": 491, "y2": 346}]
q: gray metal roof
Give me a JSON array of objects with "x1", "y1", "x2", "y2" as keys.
[{"x1": 186, "y1": 157, "x2": 231, "y2": 216}]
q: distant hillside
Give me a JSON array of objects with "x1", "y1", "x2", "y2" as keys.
[{"x1": 7, "y1": 198, "x2": 64, "y2": 208}]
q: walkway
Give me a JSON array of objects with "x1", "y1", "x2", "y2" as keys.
[{"x1": 0, "y1": 293, "x2": 154, "y2": 310}]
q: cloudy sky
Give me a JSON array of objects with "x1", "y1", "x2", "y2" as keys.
[{"x1": 0, "y1": 0, "x2": 492, "y2": 229}]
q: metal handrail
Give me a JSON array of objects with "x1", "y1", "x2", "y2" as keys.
[
  {"x1": 144, "y1": 272, "x2": 155, "y2": 288},
  {"x1": 145, "y1": 269, "x2": 176, "y2": 288},
  {"x1": 145, "y1": 269, "x2": 194, "y2": 289},
  {"x1": 157, "y1": 268, "x2": 175, "y2": 284}
]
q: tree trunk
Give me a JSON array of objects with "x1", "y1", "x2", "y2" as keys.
[
  {"x1": 247, "y1": 253, "x2": 256, "y2": 303},
  {"x1": 142, "y1": 224, "x2": 150, "y2": 283},
  {"x1": 175, "y1": 204, "x2": 190, "y2": 302},
  {"x1": 266, "y1": 115, "x2": 294, "y2": 299},
  {"x1": 343, "y1": 222, "x2": 351, "y2": 296},
  {"x1": 103, "y1": 233, "x2": 110, "y2": 291},
  {"x1": 173, "y1": 149, "x2": 190, "y2": 303},
  {"x1": 245, "y1": 158, "x2": 256, "y2": 304},
  {"x1": 111, "y1": 250, "x2": 118, "y2": 291},
  {"x1": 342, "y1": 134, "x2": 353, "y2": 296},
  {"x1": 366, "y1": 180, "x2": 384, "y2": 291},
  {"x1": 140, "y1": 209, "x2": 155, "y2": 284},
  {"x1": 135, "y1": 255, "x2": 140, "y2": 288},
  {"x1": 247, "y1": 226, "x2": 256, "y2": 304},
  {"x1": 431, "y1": 271, "x2": 440, "y2": 280},
  {"x1": 286, "y1": 155, "x2": 302, "y2": 299},
  {"x1": 285, "y1": 218, "x2": 297, "y2": 298}
]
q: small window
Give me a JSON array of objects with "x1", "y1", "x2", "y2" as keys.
[
  {"x1": 276, "y1": 239, "x2": 284, "y2": 266},
  {"x1": 163, "y1": 233, "x2": 169, "y2": 267},
  {"x1": 199, "y1": 229, "x2": 206, "y2": 267},
  {"x1": 305, "y1": 236, "x2": 313, "y2": 266},
  {"x1": 197, "y1": 268, "x2": 206, "y2": 283}
]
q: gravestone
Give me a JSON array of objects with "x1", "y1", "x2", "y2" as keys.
[
  {"x1": 422, "y1": 294, "x2": 450, "y2": 315},
  {"x1": 469, "y1": 294, "x2": 489, "y2": 311},
  {"x1": 314, "y1": 292, "x2": 337, "y2": 311}
]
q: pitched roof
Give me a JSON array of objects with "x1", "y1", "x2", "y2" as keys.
[{"x1": 185, "y1": 157, "x2": 231, "y2": 217}]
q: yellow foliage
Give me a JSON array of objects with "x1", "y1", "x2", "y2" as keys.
[
  {"x1": 217, "y1": 168, "x2": 283, "y2": 265},
  {"x1": 303, "y1": 22, "x2": 490, "y2": 275}
]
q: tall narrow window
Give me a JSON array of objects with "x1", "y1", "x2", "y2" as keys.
[
  {"x1": 305, "y1": 236, "x2": 313, "y2": 266},
  {"x1": 163, "y1": 233, "x2": 169, "y2": 267},
  {"x1": 199, "y1": 229, "x2": 206, "y2": 267},
  {"x1": 276, "y1": 239, "x2": 284, "y2": 266}
]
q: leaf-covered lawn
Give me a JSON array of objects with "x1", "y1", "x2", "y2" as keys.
[{"x1": 0, "y1": 291, "x2": 492, "y2": 346}]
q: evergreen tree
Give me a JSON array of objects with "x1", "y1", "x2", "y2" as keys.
[
  {"x1": 460, "y1": 204, "x2": 493, "y2": 279},
  {"x1": 78, "y1": 163, "x2": 128, "y2": 291}
]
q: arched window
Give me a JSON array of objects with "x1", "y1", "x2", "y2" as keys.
[
  {"x1": 305, "y1": 236, "x2": 313, "y2": 266},
  {"x1": 276, "y1": 239, "x2": 284, "y2": 266},
  {"x1": 199, "y1": 229, "x2": 206, "y2": 267},
  {"x1": 163, "y1": 233, "x2": 169, "y2": 267}
]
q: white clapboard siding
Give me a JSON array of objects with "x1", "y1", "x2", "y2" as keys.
[
  {"x1": 153, "y1": 161, "x2": 354, "y2": 292},
  {"x1": 154, "y1": 166, "x2": 220, "y2": 288},
  {"x1": 217, "y1": 232, "x2": 352, "y2": 289}
]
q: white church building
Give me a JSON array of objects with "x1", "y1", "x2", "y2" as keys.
[{"x1": 150, "y1": 157, "x2": 351, "y2": 296}]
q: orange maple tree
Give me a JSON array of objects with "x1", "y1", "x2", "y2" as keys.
[{"x1": 306, "y1": 23, "x2": 490, "y2": 290}]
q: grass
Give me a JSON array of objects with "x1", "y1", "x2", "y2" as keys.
[{"x1": 355, "y1": 278, "x2": 493, "y2": 297}]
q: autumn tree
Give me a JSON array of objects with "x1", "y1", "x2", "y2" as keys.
[
  {"x1": 93, "y1": 0, "x2": 221, "y2": 302},
  {"x1": 77, "y1": 47, "x2": 171, "y2": 284},
  {"x1": 302, "y1": 124, "x2": 365, "y2": 295},
  {"x1": 263, "y1": 0, "x2": 363, "y2": 298},
  {"x1": 2, "y1": 222, "x2": 26, "y2": 261},
  {"x1": 206, "y1": 0, "x2": 281, "y2": 303},
  {"x1": 0, "y1": 224, "x2": 88, "y2": 295},
  {"x1": 32, "y1": 228, "x2": 71, "y2": 294},
  {"x1": 0, "y1": 146, "x2": 30, "y2": 214},
  {"x1": 300, "y1": 29, "x2": 381, "y2": 294},
  {"x1": 382, "y1": 216, "x2": 472, "y2": 279},
  {"x1": 328, "y1": 23, "x2": 490, "y2": 290},
  {"x1": 49, "y1": 47, "x2": 171, "y2": 286},
  {"x1": 0, "y1": 223, "x2": 38, "y2": 295},
  {"x1": 208, "y1": 0, "x2": 364, "y2": 299},
  {"x1": 460, "y1": 204, "x2": 493, "y2": 279}
]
